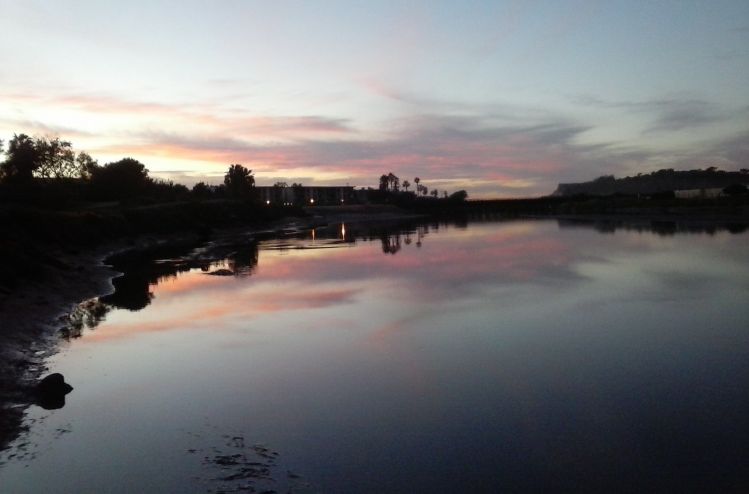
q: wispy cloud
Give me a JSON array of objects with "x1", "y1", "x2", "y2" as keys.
[
  {"x1": 0, "y1": 89, "x2": 357, "y2": 142},
  {"x1": 572, "y1": 94, "x2": 731, "y2": 133},
  {"x1": 0, "y1": 117, "x2": 92, "y2": 138},
  {"x1": 646, "y1": 99, "x2": 724, "y2": 133},
  {"x1": 2, "y1": 86, "x2": 745, "y2": 197}
]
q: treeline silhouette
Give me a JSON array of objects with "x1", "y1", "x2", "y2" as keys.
[
  {"x1": 0, "y1": 134, "x2": 263, "y2": 206},
  {"x1": 0, "y1": 134, "x2": 287, "y2": 292},
  {"x1": 554, "y1": 167, "x2": 749, "y2": 197},
  {"x1": 367, "y1": 171, "x2": 468, "y2": 206}
]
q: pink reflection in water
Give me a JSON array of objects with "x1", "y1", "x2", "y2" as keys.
[{"x1": 80, "y1": 221, "x2": 578, "y2": 345}]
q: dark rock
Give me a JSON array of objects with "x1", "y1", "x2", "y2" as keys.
[
  {"x1": 37, "y1": 373, "x2": 73, "y2": 395},
  {"x1": 35, "y1": 373, "x2": 73, "y2": 409}
]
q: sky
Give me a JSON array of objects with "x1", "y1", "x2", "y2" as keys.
[{"x1": 1, "y1": 1, "x2": 748, "y2": 197}]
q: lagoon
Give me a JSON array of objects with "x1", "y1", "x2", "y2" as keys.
[{"x1": 1, "y1": 219, "x2": 748, "y2": 493}]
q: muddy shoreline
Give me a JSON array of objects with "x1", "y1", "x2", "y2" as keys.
[
  {"x1": 0, "y1": 233, "x2": 201, "y2": 453},
  {"x1": 0, "y1": 206, "x2": 427, "y2": 454}
]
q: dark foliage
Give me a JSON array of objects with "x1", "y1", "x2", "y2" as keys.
[
  {"x1": 0, "y1": 135, "x2": 95, "y2": 184},
  {"x1": 89, "y1": 158, "x2": 149, "y2": 200},
  {"x1": 724, "y1": 183, "x2": 748, "y2": 196},
  {"x1": 146, "y1": 178, "x2": 190, "y2": 202},
  {"x1": 192, "y1": 181, "x2": 211, "y2": 198},
  {"x1": 224, "y1": 164, "x2": 255, "y2": 198},
  {"x1": 449, "y1": 190, "x2": 468, "y2": 202},
  {"x1": 34, "y1": 137, "x2": 77, "y2": 179},
  {"x1": 1, "y1": 134, "x2": 39, "y2": 183}
]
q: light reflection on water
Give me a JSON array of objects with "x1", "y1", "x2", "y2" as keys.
[{"x1": 1, "y1": 219, "x2": 748, "y2": 493}]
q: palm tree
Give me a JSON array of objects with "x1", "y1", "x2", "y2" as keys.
[
  {"x1": 224, "y1": 164, "x2": 255, "y2": 198},
  {"x1": 379, "y1": 174, "x2": 389, "y2": 191},
  {"x1": 402, "y1": 180, "x2": 410, "y2": 192},
  {"x1": 387, "y1": 172, "x2": 399, "y2": 192}
]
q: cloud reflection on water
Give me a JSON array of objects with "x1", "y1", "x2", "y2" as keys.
[
  {"x1": 5, "y1": 218, "x2": 749, "y2": 493},
  {"x1": 66, "y1": 218, "x2": 749, "y2": 350}
]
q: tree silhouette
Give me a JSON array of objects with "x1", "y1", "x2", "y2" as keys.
[
  {"x1": 224, "y1": 164, "x2": 255, "y2": 198},
  {"x1": 1, "y1": 133, "x2": 40, "y2": 183},
  {"x1": 379, "y1": 174, "x2": 389, "y2": 192},
  {"x1": 388, "y1": 172, "x2": 400, "y2": 192},
  {"x1": 449, "y1": 190, "x2": 468, "y2": 201},
  {"x1": 35, "y1": 137, "x2": 77, "y2": 179},
  {"x1": 192, "y1": 181, "x2": 211, "y2": 198},
  {"x1": 90, "y1": 158, "x2": 150, "y2": 199},
  {"x1": 76, "y1": 151, "x2": 99, "y2": 180},
  {"x1": 402, "y1": 179, "x2": 410, "y2": 192},
  {"x1": 1, "y1": 135, "x2": 99, "y2": 183}
]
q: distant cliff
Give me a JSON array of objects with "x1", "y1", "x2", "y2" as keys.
[{"x1": 553, "y1": 168, "x2": 749, "y2": 196}]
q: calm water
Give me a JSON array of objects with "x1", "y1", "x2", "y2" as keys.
[{"x1": 1, "y1": 219, "x2": 748, "y2": 493}]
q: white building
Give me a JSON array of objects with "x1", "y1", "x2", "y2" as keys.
[{"x1": 674, "y1": 188, "x2": 725, "y2": 199}]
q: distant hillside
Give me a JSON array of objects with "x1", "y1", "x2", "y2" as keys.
[{"x1": 553, "y1": 168, "x2": 749, "y2": 196}]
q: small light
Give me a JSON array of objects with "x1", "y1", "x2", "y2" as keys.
[
  {"x1": 266, "y1": 200, "x2": 270, "y2": 205},
  {"x1": 310, "y1": 198, "x2": 315, "y2": 204}
]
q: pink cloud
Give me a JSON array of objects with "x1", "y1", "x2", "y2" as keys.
[{"x1": 0, "y1": 88, "x2": 652, "y2": 197}]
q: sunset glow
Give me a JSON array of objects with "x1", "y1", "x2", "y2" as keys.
[{"x1": 1, "y1": 1, "x2": 747, "y2": 196}]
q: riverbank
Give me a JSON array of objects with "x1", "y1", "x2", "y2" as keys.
[
  {"x1": 0, "y1": 246, "x2": 107, "y2": 454},
  {"x1": 0, "y1": 233, "x2": 203, "y2": 454}
]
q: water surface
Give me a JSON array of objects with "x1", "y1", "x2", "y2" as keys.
[{"x1": 1, "y1": 219, "x2": 748, "y2": 492}]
